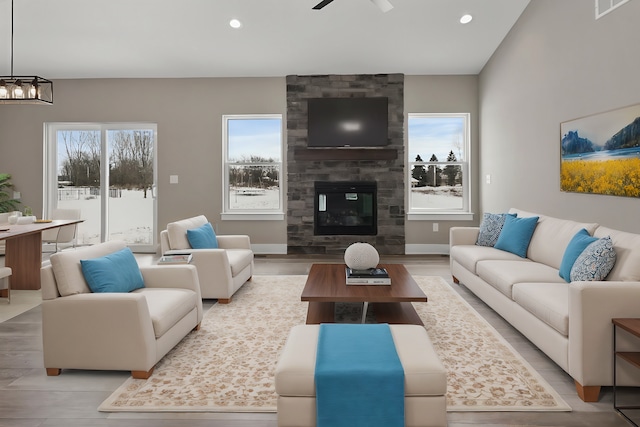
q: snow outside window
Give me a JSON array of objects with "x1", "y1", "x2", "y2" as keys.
[
  {"x1": 222, "y1": 115, "x2": 284, "y2": 220},
  {"x1": 407, "y1": 113, "x2": 471, "y2": 219}
]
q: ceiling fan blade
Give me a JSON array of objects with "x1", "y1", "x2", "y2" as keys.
[
  {"x1": 370, "y1": 0, "x2": 393, "y2": 12},
  {"x1": 313, "y1": 0, "x2": 335, "y2": 10}
]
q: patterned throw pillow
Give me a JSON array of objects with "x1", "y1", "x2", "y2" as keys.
[
  {"x1": 570, "y1": 236, "x2": 617, "y2": 282},
  {"x1": 476, "y1": 213, "x2": 516, "y2": 247}
]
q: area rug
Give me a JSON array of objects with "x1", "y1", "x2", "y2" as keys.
[{"x1": 99, "y1": 275, "x2": 571, "y2": 412}]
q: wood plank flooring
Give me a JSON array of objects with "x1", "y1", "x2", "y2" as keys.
[{"x1": 0, "y1": 254, "x2": 637, "y2": 426}]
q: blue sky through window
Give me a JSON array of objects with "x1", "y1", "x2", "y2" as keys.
[
  {"x1": 408, "y1": 116, "x2": 464, "y2": 162},
  {"x1": 228, "y1": 118, "x2": 282, "y2": 162}
]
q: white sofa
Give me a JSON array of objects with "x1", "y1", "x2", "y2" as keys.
[
  {"x1": 450, "y1": 208, "x2": 640, "y2": 402},
  {"x1": 41, "y1": 240, "x2": 203, "y2": 379},
  {"x1": 160, "y1": 215, "x2": 254, "y2": 302}
]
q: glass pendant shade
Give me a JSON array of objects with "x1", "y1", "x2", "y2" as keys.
[{"x1": 0, "y1": 76, "x2": 53, "y2": 104}]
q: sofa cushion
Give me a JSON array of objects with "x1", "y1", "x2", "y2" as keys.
[
  {"x1": 476, "y1": 212, "x2": 516, "y2": 247},
  {"x1": 512, "y1": 283, "x2": 569, "y2": 336},
  {"x1": 559, "y1": 229, "x2": 598, "y2": 282},
  {"x1": 594, "y1": 226, "x2": 640, "y2": 281},
  {"x1": 80, "y1": 247, "x2": 145, "y2": 293},
  {"x1": 476, "y1": 260, "x2": 565, "y2": 299},
  {"x1": 134, "y1": 288, "x2": 198, "y2": 338},
  {"x1": 570, "y1": 236, "x2": 616, "y2": 282},
  {"x1": 450, "y1": 245, "x2": 524, "y2": 275},
  {"x1": 167, "y1": 215, "x2": 208, "y2": 250},
  {"x1": 509, "y1": 209, "x2": 599, "y2": 270},
  {"x1": 187, "y1": 222, "x2": 218, "y2": 249},
  {"x1": 50, "y1": 240, "x2": 128, "y2": 297},
  {"x1": 226, "y1": 249, "x2": 254, "y2": 277},
  {"x1": 494, "y1": 215, "x2": 539, "y2": 258}
]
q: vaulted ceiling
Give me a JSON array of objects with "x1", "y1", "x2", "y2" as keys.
[{"x1": 0, "y1": 0, "x2": 530, "y2": 79}]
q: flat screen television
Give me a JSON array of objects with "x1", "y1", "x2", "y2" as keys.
[{"x1": 307, "y1": 97, "x2": 388, "y2": 148}]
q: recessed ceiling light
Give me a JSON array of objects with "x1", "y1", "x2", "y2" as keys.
[
  {"x1": 460, "y1": 14, "x2": 473, "y2": 24},
  {"x1": 229, "y1": 19, "x2": 242, "y2": 29}
]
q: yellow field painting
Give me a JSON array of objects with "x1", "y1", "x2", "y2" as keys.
[{"x1": 560, "y1": 157, "x2": 640, "y2": 197}]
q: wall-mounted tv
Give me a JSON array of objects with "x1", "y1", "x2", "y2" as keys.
[{"x1": 307, "y1": 97, "x2": 388, "y2": 148}]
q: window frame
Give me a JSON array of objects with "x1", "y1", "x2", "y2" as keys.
[
  {"x1": 406, "y1": 112, "x2": 473, "y2": 221},
  {"x1": 221, "y1": 114, "x2": 284, "y2": 221}
]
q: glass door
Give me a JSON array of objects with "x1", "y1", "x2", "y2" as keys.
[{"x1": 45, "y1": 123, "x2": 157, "y2": 252}]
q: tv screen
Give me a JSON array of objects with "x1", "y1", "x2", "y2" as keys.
[{"x1": 307, "y1": 97, "x2": 388, "y2": 148}]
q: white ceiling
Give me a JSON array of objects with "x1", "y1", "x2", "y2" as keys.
[{"x1": 0, "y1": 0, "x2": 530, "y2": 79}]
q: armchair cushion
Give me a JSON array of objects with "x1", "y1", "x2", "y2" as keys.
[
  {"x1": 80, "y1": 247, "x2": 145, "y2": 293},
  {"x1": 187, "y1": 222, "x2": 218, "y2": 249},
  {"x1": 167, "y1": 215, "x2": 208, "y2": 250}
]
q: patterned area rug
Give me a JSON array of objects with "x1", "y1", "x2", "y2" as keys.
[{"x1": 99, "y1": 275, "x2": 571, "y2": 412}]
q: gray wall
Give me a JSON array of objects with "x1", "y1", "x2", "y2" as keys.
[
  {"x1": 0, "y1": 75, "x2": 476, "y2": 252},
  {"x1": 404, "y1": 75, "x2": 480, "y2": 248},
  {"x1": 0, "y1": 78, "x2": 288, "y2": 247},
  {"x1": 4, "y1": 0, "x2": 637, "y2": 250},
  {"x1": 479, "y1": 0, "x2": 640, "y2": 232}
]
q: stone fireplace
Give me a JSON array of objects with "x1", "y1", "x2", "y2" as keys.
[{"x1": 286, "y1": 74, "x2": 405, "y2": 255}]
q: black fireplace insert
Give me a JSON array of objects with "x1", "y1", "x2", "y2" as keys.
[{"x1": 314, "y1": 181, "x2": 377, "y2": 235}]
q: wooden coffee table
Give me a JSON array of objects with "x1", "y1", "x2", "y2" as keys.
[{"x1": 301, "y1": 263, "x2": 427, "y2": 325}]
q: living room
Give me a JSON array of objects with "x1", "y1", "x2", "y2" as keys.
[{"x1": 1, "y1": 1, "x2": 640, "y2": 426}]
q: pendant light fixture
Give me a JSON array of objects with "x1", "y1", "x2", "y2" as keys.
[{"x1": 0, "y1": 0, "x2": 53, "y2": 105}]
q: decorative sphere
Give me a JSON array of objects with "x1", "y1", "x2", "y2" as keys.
[{"x1": 344, "y1": 243, "x2": 380, "y2": 270}]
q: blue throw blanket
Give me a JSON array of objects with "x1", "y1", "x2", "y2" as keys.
[{"x1": 315, "y1": 323, "x2": 405, "y2": 427}]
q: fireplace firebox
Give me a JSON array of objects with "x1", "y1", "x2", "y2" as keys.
[{"x1": 314, "y1": 181, "x2": 377, "y2": 236}]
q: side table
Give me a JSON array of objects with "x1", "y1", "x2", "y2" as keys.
[{"x1": 612, "y1": 318, "x2": 640, "y2": 426}]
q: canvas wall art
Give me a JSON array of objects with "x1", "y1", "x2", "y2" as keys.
[{"x1": 560, "y1": 103, "x2": 640, "y2": 197}]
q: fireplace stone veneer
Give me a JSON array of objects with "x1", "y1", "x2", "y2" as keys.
[{"x1": 286, "y1": 74, "x2": 405, "y2": 255}]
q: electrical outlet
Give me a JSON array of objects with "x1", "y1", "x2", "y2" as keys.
[
  {"x1": 485, "y1": 174, "x2": 491, "y2": 184},
  {"x1": 433, "y1": 223, "x2": 439, "y2": 232},
  {"x1": 170, "y1": 175, "x2": 179, "y2": 184},
  {"x1": 13, "y1": 191, "x2": 21, "y2": 199}
]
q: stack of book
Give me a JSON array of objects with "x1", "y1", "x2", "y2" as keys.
[
  {"x1": 345, "y1": 267, "x2": 391, "y2": 285},
  {"x1": 158, "y1": 254, "x2": 193, "y2": 264}
]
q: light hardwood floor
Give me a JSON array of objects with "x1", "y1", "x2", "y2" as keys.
[{"x1": 0, "y1": 254, "x2": 637, "y2": 426}]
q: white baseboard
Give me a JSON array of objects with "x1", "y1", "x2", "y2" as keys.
[
  {"x1": 251, "y1": 244, "x2": 449, "y2": 255},
  {"x1": 251, "y1": 244, "x2": 287, "y2": 255},
  {"x1": 405, "y1": 244, "x2": 450, "y2": 255}
]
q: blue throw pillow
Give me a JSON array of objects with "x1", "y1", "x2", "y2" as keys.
[
  {"x1": 187, "y1": 222, "x2": 218, "y2": 249},
  {"x1": 570, "y1": 236, "x2": 617, "y2": 282},
  {"x1": 80, "y1": 247, "x2": 145, "y2": 293},
  {"x1": 476, "y1": 212, "x2": 517, "y2": 247},
  {"x1": 494, "y1": 215, "x2": 539, "y2": 258},
  {"x1": 558, "y1": 229, "x2": 598, "y2": 282}
]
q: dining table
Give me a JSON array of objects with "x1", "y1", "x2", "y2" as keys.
[{"x1": 0, "y1": 219, "x2": 84, "y2": 291}]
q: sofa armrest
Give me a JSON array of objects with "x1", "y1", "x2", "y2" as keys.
[
  {"x1": 449, "y1": 227, "x2": 479, "y2": 247},
  {"x1": 42, "y1": 293, "x2": 157, "y2": 371},
  {"x1": 216, "y1": 235, "x2": 252, "y2": 250},
  {"x1": 140, "y1": 265, "x2": 203, "y2": 322},
  {"x1": 568, "y1": 280, "x2": 640, "y2": 387},
  {"x1": 140, "y1": 265, "x2": 200, "y2": 294}
]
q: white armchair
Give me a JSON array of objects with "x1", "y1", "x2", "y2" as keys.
[
  {"x1": 160, "y1": 215, "x2": 254, "y2": 303},
  {"x1": 41, "y1": 240, "x2": 203, "y2": 379}
]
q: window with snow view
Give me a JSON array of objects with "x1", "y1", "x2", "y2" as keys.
[
  {"x1": 222, "y1": 115, "x2": 283, "y2": 217},
  {"x1": 407, "y1": 113, "x2": 470, "y2": 216}
]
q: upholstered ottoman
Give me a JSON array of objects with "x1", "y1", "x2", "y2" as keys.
[{"x1": 275, "y1": 324, "x2": 447, "y2": 427}]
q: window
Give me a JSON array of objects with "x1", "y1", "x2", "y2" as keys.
[
  {"x1": 44, "y1": 123, "x2": 158, "y2": 252},
  {"x1": 407, "y1": 113, "x2": 472, "y2": 220},
  {"x1": 222, "y1": 115, "x2": 284, "y2": 220},
  {"x1": 595, "y1": 0, "x2": 629, "y2": 19}
]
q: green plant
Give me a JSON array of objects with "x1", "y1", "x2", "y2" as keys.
[
  {"x1": 23, "y1": 206, "x2": 33, "y2": 216},
  {"x1": 0, "y1": 173, "x2": 21, "y2": 213}
]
